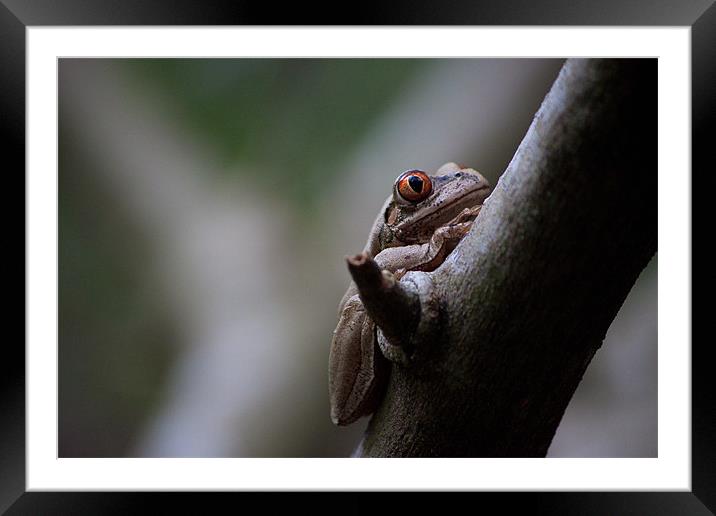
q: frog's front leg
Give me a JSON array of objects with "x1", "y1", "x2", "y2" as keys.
[{"x1": 376, "y1": 220, "x2": 475, "y2": 278}]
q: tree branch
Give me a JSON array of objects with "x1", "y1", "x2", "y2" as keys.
[
  {"x1": 346, "y1": 253, "x2": 420, "y2": 348},
  {"x1": 359, "y1": 58, "x2": 657, "y2": 457}
]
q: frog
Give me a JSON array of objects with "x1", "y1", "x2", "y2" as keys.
[{"x1": 329, "y1": 162, "x2": 491, "y2": 426}]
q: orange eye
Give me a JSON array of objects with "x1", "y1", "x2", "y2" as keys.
[{"x1": 395, "y1": 170, "x2": 433, "y2": 203}]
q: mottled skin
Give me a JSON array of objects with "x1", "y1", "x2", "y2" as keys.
[{"x1": 329, "y1": 163, "x2": 491, "y2": 425}]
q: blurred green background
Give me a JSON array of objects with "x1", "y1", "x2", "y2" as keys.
[{"x1": 58, "y1": 58, "x2": 656, "y2": 457}]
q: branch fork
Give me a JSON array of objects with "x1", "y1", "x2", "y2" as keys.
[{"x1": 346, "y1": 253, "x2": 438, "y2": 364}]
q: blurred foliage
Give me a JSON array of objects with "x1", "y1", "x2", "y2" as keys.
[
  {"x1": 126, "y1": 59, "x2": 425, "y2": 209},
  {"x1": 60, "y1": 59, "x2": 426, "y2": 456},
  {"x1": 59, "y1": 124, "x2": 176, "y2": 456}
]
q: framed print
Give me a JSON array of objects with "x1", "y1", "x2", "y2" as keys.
[{"x1": 4, "y1": 0, "x2": 710, "y2": 512}]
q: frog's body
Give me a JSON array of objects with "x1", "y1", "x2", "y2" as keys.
[{"x1": 329, "y1": 163, "x2": 491, "y2": 425}]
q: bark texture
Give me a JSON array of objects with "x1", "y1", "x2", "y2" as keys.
[
  {"x1": 346, "y1": 252, "x2": 420, "y2": 347},
  {"x1": 359, "y1": 58, "x2": 657, "y2": 457}
]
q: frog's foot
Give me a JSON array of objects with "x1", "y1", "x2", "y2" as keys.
[
  {"x1": 413, "y1": 222, "x2": 473, "y2": 273},
  {"x1": 393, "y1": 268, "x2": 408, "y2": 280},
  {"x1": 450, "y1": 204, "x2": 482, "y2": 225}
]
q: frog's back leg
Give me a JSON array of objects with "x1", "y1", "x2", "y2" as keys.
[{"x1": 328, "y1": 295, "x2": 390, "y2": 426}]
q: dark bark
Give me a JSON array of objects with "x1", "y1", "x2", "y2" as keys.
[
  {"x1": 359, "y1": 58, "x2": 657, "y2": 457},
  {"x1": 347, "y1": 252, "x2": 420, "y2": 347}
]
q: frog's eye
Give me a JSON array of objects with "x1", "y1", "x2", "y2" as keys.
[{"x1": 395, "y1": 170, "x2": 433, "y2": 203}]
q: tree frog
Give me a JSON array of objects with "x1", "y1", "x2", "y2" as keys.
[{"x1": 329, "y1": 162, "x2": 491, "y2": 425}]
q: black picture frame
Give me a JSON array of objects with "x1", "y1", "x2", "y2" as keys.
[{"x1": 4, "y1": 0, "x2": 710, "y2": 513}]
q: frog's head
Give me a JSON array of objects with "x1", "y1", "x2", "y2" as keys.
[{"x1": 383, "y1": 163, "x2": 491, "y2": 245}]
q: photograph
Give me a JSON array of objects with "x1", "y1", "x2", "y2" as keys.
[
  {"x1": 57, "y1": 57, "x2": 657, "y2": 459},
  {"x1": 5, "y1": 8, "x2": 705, "y2": 509}
]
